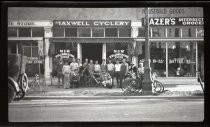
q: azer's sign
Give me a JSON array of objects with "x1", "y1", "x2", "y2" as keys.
[{"x1": 143, "y1": 17, "x2": 204, "y2": 26}]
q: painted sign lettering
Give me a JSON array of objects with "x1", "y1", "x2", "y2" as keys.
[
  {"x1": 143, "y1": 17, "x2": 204, "y2": 26},
  {"x1": 53, "y1": 20, "x2": 131, "y2": 27}
]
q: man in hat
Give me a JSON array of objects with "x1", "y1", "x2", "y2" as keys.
[{"x1": 56, "y1": 58, "x2": 64, "y2": 88}]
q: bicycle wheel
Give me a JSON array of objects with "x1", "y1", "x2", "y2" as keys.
[
  {"x1": 153, "y1": 80, "x2": 164, "y2": 93},
  {"x1": 122, "y1": 79, "x2": 140, "y2": 93}
]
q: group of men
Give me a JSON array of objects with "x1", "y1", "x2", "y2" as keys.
[{"x1": 55, "y1": 57, "x2": 145, "y2": 89}]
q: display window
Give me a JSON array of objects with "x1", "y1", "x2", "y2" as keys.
[
  {"x1": 150, "y1": 42, "x2": 166, "y2": 77},
  {"x1": 65, "y1": 28, "x2": 77, "y2": 37},
  {"x1": 8, "y1": 27, "x2": 18, "y2": 37},
  {"x1": 53, "y1": 27, "x2": 64, "y2": 37},
  {"x1": 119, "y1": 28, "x2": 131, "y2": 37},
  {"x1": 168, "y1": 42, "x2": 196, "y2": 77},
  {"x1": 105, "y1": 28, "x2": 118, "y2": 37},
  {"x1": 92, "y1": 28, "x2": 104, "y2": 37},
  {"x1": 78, "y1": 28, "x2": 91, "y2": 37},
  {"x1": 32, "y1": 27, "x2": 44, "y2": 37},
  {"x1": 18, "y1": 28, "x2": 31, "y2": 37}
]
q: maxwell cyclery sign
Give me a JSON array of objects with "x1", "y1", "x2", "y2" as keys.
[
  {"x1": 143, "y1": 17, "x2": 204, "y2": 26},
  {"x1": 53, "y1": 20, "x2": 131, "y2": 27}
]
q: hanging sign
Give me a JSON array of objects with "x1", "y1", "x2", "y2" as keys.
[
  {"x1": 109, "y1": 50, "x2": 129, "y2": 59},
  {"x1": 55, "y1": 49, "x2": 74, "y2": 58}
]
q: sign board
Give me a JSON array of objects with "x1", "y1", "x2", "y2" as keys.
[
  {"x1": 142, "y1": 17, "x2": 204, "y2": 26},
  {"x1": 53, "y1": 20, "x2": 131, "y2": 27},
  {"x1": 27, "y1": 57, "x2": 42, "y2": 64},
  {"x1": 109, "y1": 50, "x2": 128, "y2": 59},
  {"x1": 8, "y1": 21, "x2": 53, "y2": 27},
  {"x1": 55, "y1": 49, "x2": 74, "y2": 59}
]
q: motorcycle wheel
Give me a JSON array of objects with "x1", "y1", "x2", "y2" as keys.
[
  {"x1": 14, "y1": 73, "x2": 28, "y2": 101},
  {"x1": 8, "y1": 82, "x2": 16, "y2": 103},
  {"x1": 21, "y1": 73, "x2": 28, "y2": 92}
]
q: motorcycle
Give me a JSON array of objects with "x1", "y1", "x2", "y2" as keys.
[{"x1": 8, "y1": 54, "x2": 28, "y2": 103}]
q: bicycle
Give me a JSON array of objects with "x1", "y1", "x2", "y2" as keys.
[
  {"x1": 197, "y1": 71, "x2": 204, "y2": 92},
  {"x1": 121, "y1": 72, "x2": 165, "y2": 94},
  {"x1": 27, "y1": 74, "x2": 47, "y2": 93}
]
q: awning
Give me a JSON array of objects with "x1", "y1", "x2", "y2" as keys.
[{"x1": 49, "y1": 38, "x2": 134, "y2": 43}]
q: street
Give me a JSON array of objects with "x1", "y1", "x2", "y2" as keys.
[{"x1": 9, "y1": 97, "x2": 204, "y2": 122}]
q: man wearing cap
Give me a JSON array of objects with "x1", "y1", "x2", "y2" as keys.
[
  {"x1": 137, "y1": 62, "x2": 144, "y2": 79},
  {"x1": 119, "y1": 58, "x2": 129, "y2": 88},
  {"x1": 107, "y1": 59, "x2": 115, "y2": 86},
  {"x1": 114, "y1": 60, "x2": 121, "y2": 87},
  {"x1": 101, "y1": 59, "x2": 107, "y2": 72}
]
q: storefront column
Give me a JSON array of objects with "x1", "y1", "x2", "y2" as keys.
[
  {"x1": 132, "y1": 41, "x2": 138, "y2": 67},
  {"x1": 102, "y1": 43, "x2": 106, "y2": 61},
  {"x1": 77, "y1": 43, "x2": 82, "y2": 60},
  {"x1": 131, "y1": 21, "x2": 141, "y2": 67},
  {"x1": 44, "y1": 26, "x2": 52, "y2": 80},
  {"x1": 196, "y1": 42, "x2": 198, "y2": 77},
  {"x1": 44, "y1": 38, "x2": 51, "y2": 79}
]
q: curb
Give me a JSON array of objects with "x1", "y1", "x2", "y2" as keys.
[{"x1": 23, "y1": 95, "x2": 204, "y2": 100}]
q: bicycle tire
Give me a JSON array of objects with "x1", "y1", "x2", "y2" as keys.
[
  {"x1": 122, "y1": 79, "x2": 141, "y2": 93},
  {"x1": 153, "y1": 80, "x2": 164, "y2": 93}
]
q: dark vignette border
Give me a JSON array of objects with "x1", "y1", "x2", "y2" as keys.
[{"x1": 1, "y1": 1, "x2": 209, "y2": 127}]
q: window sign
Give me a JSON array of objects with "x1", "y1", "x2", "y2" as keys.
[
  {"x1": 55, "y1": 49, "x2": 74, "y2": 58},
  {"x1": 109, "y1": 50, "x2": 128, "y2": 59}
]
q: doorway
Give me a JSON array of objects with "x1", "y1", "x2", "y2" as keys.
[{"x1": 82, "y1": 43, "x2": 102, "y2": 64}]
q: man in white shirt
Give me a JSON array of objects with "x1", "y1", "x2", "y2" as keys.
[
  {"x1": 114, "y1": 60, "x2": 121, "y2": 87},
  {"x1": 107, "y1": 59, "x2": 115, "y2": 85},
  {"x1": 94, "y1": 60, "x2": 101, "y2": 73}
]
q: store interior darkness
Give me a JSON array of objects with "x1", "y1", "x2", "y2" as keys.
[{"x1": 82, "y1": 43, "x2": 102, "y2": 64}]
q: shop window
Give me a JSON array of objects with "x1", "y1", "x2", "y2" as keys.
[
  {"x1": 138, "y1": 28, "x2": 152, "y2": 37},
  {"x1": 105, "y1": 28, "x2": 118, "y2": 37},
  {"x1": 119, "y1": 28, "x2": 131, "y2": 37},
  {"x1": 196, "y1": 27, "x2": 204, "y2": 37},
  {"x1": 53, "y1": 27, "x2": 64, "y2": 37},
  {"x1": 168, "y1": 42, "x2": 196, "y2": 77},
  {"x1": 92, "y1": 28, "x2": 104, "y2": 37},
  {"x1": 32, "y1": 27, "x2": 44, "y2": 37},
  {"x1": 19, "y1": 28, "x2": 31, "y2": 37},
  {"x1": 23, "y1": 47, "x2": 31, "y2": 57},
  {"x1": 32, "y1": 47, "x2": 38, "y2": 57},
  {"x1": 65, "y1": 28, "x2": 77, "y2": 37},
  {"x1": 182, "y1": 27, "x2": 197, "y2": 37},
  {"x1": 78, "y1": 28, "x2": 91, "y2": 37},
  {"x1": 8, "y1": 27, "x2": 17, "y2": 37},
  {"x1": 150, "y1": 42, "x2": 166, "y2": 77},
  {"x1": 152, "y1": 28, "x2": 165, "y2": 37},
  {"x1": 167, "y1": 28, "x2": 181, "y2": 37}
]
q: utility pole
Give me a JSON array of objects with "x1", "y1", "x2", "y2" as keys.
[{"x1": 142, "y1": 7, "x2": 153, "y2": 95}]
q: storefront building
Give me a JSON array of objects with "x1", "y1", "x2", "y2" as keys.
[{"x1": 8, "y1": 7, "x2": 204, "y2": 83}]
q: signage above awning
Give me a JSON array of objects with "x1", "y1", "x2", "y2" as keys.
[
  {"x1": 53, "y1": 20, "x2": 131, "y2": 27},
  {"x1": 49, "y1": 38, "x2": 134, "y2": 43},
  {"x1": 8, "y1": 20, "x2": 53, "y2": 27},
  {"x1": 142, "y1": 17, "x2": 204, "y2": 26}
]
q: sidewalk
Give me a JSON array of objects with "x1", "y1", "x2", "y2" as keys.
[{"x1": 26, "y1": 77, "x2": 204, "y2": 97}]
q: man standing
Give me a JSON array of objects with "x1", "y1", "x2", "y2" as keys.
[
  {"x1": 88, "y1": 60, "x2": 95, "y2": 86},
  {"x1": 101, "y1": 59, "x2": 107, "y2": 72},
  {"x1": 70, "y1": 58, "x2": 79, "y2": 88},
  {"x1": 107, "y1": 59, "x2": 115, "y2": 86},
  {"x1": 62, "y1": 61, "x2": 71, "y2": 89},
  {"x1": 94, "y1": 60, "x2": 101, "y2": 73},
  {"x1": 82, "y1": 58, "x2": 89, "y2": 87},
  {"x1": 114, "y1": 60, "x2": 121, "y2": 88},
  {"x1": 56, "y1": 58, "x2": 64, "y2": 88},
  {"x1": 119, "y1": 58, "x2": 128, "y2": 88}
]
